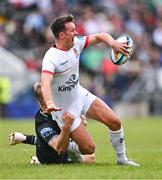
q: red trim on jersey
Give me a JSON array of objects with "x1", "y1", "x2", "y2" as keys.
[
  {"x1": 83, "y1": 36, "x2": 89, "y2": 49},
  {"x1": 42, "y1": 70, "x2": 54, "y2": 75}
]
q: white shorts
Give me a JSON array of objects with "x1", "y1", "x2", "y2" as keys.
[{"x1": 51, "y1": 87, "x2": 96, "y2": 132}]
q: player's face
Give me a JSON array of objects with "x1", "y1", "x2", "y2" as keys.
[{"x1": 63, "y1": 22, "x2": 78, "y2": 48}]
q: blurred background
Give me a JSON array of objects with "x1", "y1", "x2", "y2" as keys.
[{"x1": 0, "y1": 0, "x2": 162, "y2": 119}]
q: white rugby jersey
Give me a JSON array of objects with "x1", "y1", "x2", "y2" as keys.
[{"x1": 42, "y1": 36, "x2": 89, "y2": 110}]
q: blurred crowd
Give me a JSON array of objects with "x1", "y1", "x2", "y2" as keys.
[{"x1": 0, "y1": 0, "x2": 162, "y2": 111}]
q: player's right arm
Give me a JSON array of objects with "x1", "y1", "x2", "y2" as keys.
[
  {"x1": 87, "y1": 33, "x2": 129, "y2": 56},
  {"x1": 41, "y1": 72, "x2": 62, "y2": 112}
]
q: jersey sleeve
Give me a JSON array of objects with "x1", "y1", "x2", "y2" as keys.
[
  {"x1": 75, "y1": 36, "x2": 89, "y2": 52},
  {"x1": 38, "y1": 124, "x2": 59, "y2": 144},
  {"x1": 42, "y1": 49, "x2": 56, "y2": 75}
]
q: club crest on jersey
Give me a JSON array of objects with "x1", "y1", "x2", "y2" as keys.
[
  {"x1": 58, "y1": 74, "x2": 78, "y2": 92},
  {"x1": 73, "y1": 47, "x2": 79, "y2": 58},
  {"x1": 40, "y1": 127, "x2": 53, "y2": 138}
]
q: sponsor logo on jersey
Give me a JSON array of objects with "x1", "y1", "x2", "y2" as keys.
[
  {"x1": 58, "y1": 74, "x2": 78, "y2": 92},
  {"x1": 60, "y1": 60, "x2": 68, "y2": 66}
]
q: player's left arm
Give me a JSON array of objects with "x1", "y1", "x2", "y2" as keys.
[{"x1": 87, "y1": 33, "x2": 129, "y2": 56}]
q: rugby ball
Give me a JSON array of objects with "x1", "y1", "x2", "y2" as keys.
[{"x1": 110, "y1": 35, "x2": 134, "y2": 65}]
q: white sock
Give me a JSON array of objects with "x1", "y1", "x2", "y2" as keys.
[
  {"x1": 68, "y1": 140, "x2": 81, "y2": 154},
  {"x1": 109, "y1": 127, "x2": 127, "y2": 162}
]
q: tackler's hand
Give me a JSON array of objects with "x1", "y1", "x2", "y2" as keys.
[{"x1": 62, "y1": 112, "x2": 75, "y2": 129}]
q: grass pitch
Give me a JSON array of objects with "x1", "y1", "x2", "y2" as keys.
[{"x1": 0, "y1": 117, "x2": 162, "y2": 179}]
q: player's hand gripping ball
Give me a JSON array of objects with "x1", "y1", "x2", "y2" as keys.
[{"x1": 110, "y1": 35, "x2": 134, "y2": 65}]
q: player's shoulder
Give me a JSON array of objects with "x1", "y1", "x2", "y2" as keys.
[
  {"x1": 35, "y1": 109, "x2": 48, "y2": 117},
  {"x1": 46, "y1": 46, "x2": 57, "y2": 54},
  {"x1": 43, "y1": 46, "x2": 58, "y2": 59},
  {"x1": 74, "y1": 36, "x2": 88, "y2": 50}
]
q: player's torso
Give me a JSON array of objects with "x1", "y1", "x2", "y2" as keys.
[{"x1": 51, "y1": 46, "x2": 81, "y2": 108}]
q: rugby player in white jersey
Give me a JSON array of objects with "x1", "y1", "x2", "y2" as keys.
[{"x1": 41, "y1": 14, "x2": 139, "y2": 166}]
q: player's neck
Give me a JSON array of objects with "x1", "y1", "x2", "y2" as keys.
[{"x1": 55, "y1": 41, "x2": 69, "y2": 51}]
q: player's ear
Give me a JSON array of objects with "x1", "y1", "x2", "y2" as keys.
[{"x1": 59, "y1": 32, "x2": 65, "y2": 39}]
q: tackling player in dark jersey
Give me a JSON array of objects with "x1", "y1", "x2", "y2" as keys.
[{"x1": 9, "y1": 82, "x2": 95, "y2": 164}]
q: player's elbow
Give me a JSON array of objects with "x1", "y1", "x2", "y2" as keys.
[
  {"x1": 49, "y1": 139, "x2": 67, "y2": 153},
  {"x1": 49, "y1": 143, "x2": 67, "y2": 153}
]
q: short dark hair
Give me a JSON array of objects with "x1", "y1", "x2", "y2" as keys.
[{"x1": 51, "y1": 14, "x2": 74, "y2": 38}]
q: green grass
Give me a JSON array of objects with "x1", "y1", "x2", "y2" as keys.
[{"x1": 0, "y1": 117, "x2": 162, "y2": 179}]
